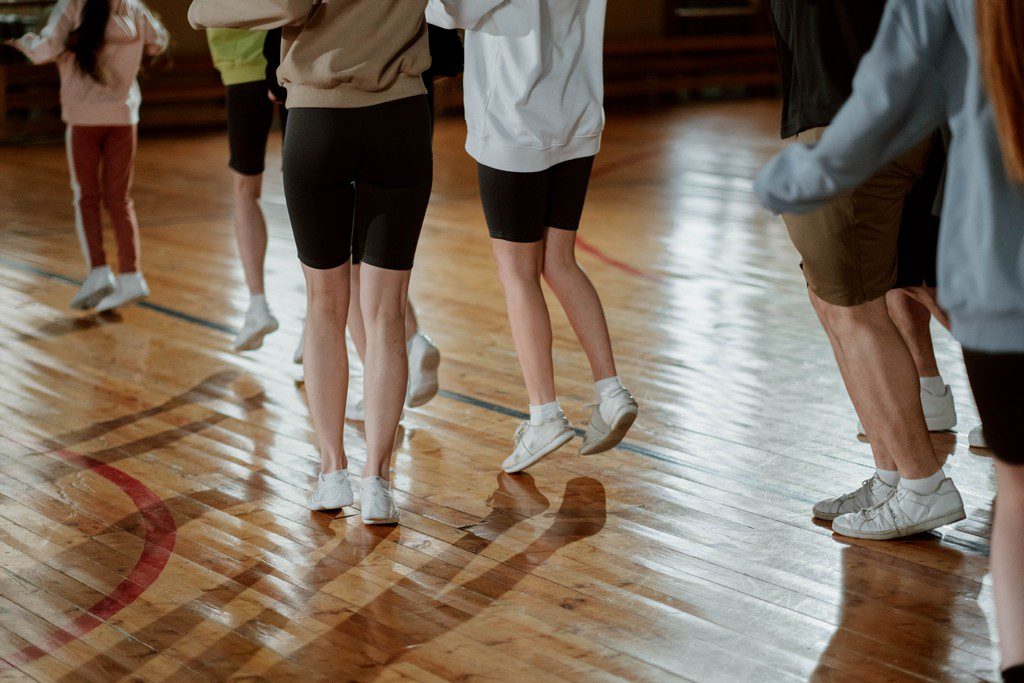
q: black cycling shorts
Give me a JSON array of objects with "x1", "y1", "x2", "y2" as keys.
[
  {"x1": 963, "y1": 349, "x2": 1024, "y2": 464},
  {"x1": 477, "y1": 156, "x2": 595, "y2": 243},
  {"x1": 282, "y1": 96, "x2": 433, "y2": 271},
  {"x1": 226, "y1": 80, "x2": 287, "y2": 176}
]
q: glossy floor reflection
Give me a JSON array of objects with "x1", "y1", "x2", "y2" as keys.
[{"x1": 0, "y1": 99, "x2": 998, "y2": 680}]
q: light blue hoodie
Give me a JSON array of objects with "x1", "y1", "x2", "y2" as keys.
[{"x1": 755, "y1": 0, "x2": 1024, "y2": 353}]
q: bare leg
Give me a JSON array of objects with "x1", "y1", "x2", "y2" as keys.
[
  {"x1": 491, "y1": 239, "x2": 557, "y2": 406},
  {"x1": 809, "y1": 291, "x2": 939, "y2": 479},
  {"x1": 349, "y1": 262, "x2": 420, "y2": 366},
  {"x1": 301, "y1": 263, "x2": 351, "y2": 474},
  {"x1": 359, "y1": 264, "x2": 410, "y2": 480},
  {"x1": 232, "y1": 172, "x2": 269, "y2": 296},
  {"x1": 541, "y1": 228, "x2": 617, "y2": 381},
  {"x1": 887, "y1": 288, "x2": 941, "y2": 377},
  {"x1": 994, "y1": 461, "x2": 1024, "y2": 670}
]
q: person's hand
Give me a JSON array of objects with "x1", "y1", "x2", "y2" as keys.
[{"x1": 268, "y1": 89, "x2": 281, "y2": 104}]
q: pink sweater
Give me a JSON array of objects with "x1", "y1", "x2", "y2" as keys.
[{"x1": 15, "y1": 0, "x2": 168, "y2": 126}]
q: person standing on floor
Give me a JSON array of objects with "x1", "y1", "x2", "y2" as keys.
[
  {"x1": 427, "y1": 0, "x2": 639, "y2": 474},
  {"x1": 755, "y1": 1, "x2": 1024, "y2": 676},
  {"x1": 189, "y1": 0, "x2": 433, "y2": 526},
  {"x1": 6, "y1": 0, "x2": 167, "y2": 312},
  {"x1": 762, "y1": 0, "x2": 967, "y2": 539},
  {"x1": 206, "y1": 27, "x2": 288, "y2": 352},
  {"x1": 326, "y1": 24, "x2": 463, "y2": 420}
]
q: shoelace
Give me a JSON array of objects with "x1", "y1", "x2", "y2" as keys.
[
  {"x1": 834, "y1": 478, "x2": 875, "y2": 506},
  {"x1": 513, "y1": 421, "x2": 530, "y2": 446}
]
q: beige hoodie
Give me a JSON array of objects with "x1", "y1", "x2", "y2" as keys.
[
  {"x1": 188, "y1": 0, "x2": 431, "y2": 109},
  {"x1": 15, "y1": 0, "x2": 168, "y2": 126}
]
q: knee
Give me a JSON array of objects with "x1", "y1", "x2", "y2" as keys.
[
  {"x1": 305, "y1": 273, "x2": 348, "y2": 318},
  {"x1": 542, "y1": 249, "x2": 578, "y2": 283},
  {"x1": 102, "y1": 193, "x2": 130, "y2": 211},
  {"x1": 814, "y1": 297, "x2": 877, "y2": 336},
  {"x1": 233, "y1": 174, "x2": 263, "y2": 202},
  {"x1": 495, "y1": 255, "x2": 542, "y2": 288}
]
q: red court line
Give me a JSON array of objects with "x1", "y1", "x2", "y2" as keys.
[
  {"x1": 578, "y1": 149, "x2": 666, "y2": 282},
  {"x1": 0, "y1": 441, "x2": 176, "y2": 669}
]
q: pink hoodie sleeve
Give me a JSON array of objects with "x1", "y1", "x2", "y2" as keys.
[{"x1": 13, "y1": 0, "x2": 84, "y2": 65}]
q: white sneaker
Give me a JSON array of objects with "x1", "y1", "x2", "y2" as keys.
[
  {"x1": 812, "y1": 474, "x2": 897, "y2": 521},
  {"x1": 968, "y1": 426, "x2": 988, "y2": 449},
  {"x1": 406, "y1": 332, "x2": 441, "y2": 408},
  {"x1": 857, "y1": 384, "x2": 958, "y2": 434},
  {"x1": 71, "y1": 266, "x2": 116, "y2": 310},
  {"x1": 307, "y1": 469, "x2": 354, "y2": 511},
  {"x1": 502, "y1": 416, "x2": 575, "y2": 474},
  {"x1": 579, "y1": 387, "x2": 639, "y2": 455},
  {"x1": 360, "y1": 476, "x2": 400, "y2": 524},
  {"x1": 293, "y1": 322, "x2": 305, "y2": 364},
  {"x1": 96, "y1": 272, "x2": 149, "y2": 312},
  {"x1": 233, "y1": 302, "x2": 279, "y2": 352},
  {"x1": 832, "y1": 478, "x2": 966, "y2": 540}
]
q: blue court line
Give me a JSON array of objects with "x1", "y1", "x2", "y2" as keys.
[
  {"x1": 0, "y1": 255, "x2": 992, "y2": 556},
  {"x1": 0, "y1": 256, "x2": 236, "y2": 334},
  {"x1": 0, "y1": 255, "x2": 709, "y2": 469}
]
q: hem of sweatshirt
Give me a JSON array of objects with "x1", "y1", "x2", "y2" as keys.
[
  {"x1": 285, "y1": 75, "x2": 427, "y2": 110},
  {"x1": 950, "y1": 310, "x2": 1024, "y2": 353},
  {"x1": 62, "y1": 106, "x2": 140, "y2": 127},
  {"x1": 466, "y1": 132, "x2": 602, "y2": 173},
  {"x1": 219, "y1": 63, "x2": 269, "y2": 87}
]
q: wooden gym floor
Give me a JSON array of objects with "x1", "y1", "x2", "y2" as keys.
[{"x1": 0, "y1": 99, "x2": 1000, "y2": 681}]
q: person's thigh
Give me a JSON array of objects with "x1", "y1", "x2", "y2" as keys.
[
  {"x1": 478, "y1": 164, "x2": 549, "y2": 244},
  {"x1": 963, "y1": 349, "x2": 1024, "y2": 463},
  {"x1": 353, "y1": 96, "x2": 434, "y2": 271},
  {"x1": 283, "y1": 108, "x2": 357, "y2": 271},
  {"x1": 545, "y1": 156, "x2": 595, "y2": 232},
  {"x1": 101, "y1": 126, "x2": 137, "y2": 200},
  {"x1": 226, "y1": 81, "x2": 275, "y2": 177},
  {"x1": 782, "y1": 128, "x2": 930, "y2": 307}
]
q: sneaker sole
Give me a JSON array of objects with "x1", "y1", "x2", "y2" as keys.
[
  {"x1": 362, "y1": 513, "x2": 400, "y2": 525},
  {"x1": 308, "y1": 495, "x2": 355, "y2": 512},
  {"x1": 832, "y1": 508, "x2": 967, "y2": 540},
  {"x1": 812, "y1": 509, "x2": 844, "y2": 522},
  {"x1": 406, "y1": 344, "x2": 441, "y2": 408},
  {"x1": 71, "y1": 284, "x2": 115, "y2": 310},
  {"x1": 97, "y1": 293, "x2": 147, "y2": 314},
  {"x1": 234, "y1": 320, "x2": 280, "y2": 352},
  {"x1": 503, "y1": 430, "x2": 575, "y2": 474},
  {"x1": 580, "y1": 406, "x2": 638, "y2": 456}
]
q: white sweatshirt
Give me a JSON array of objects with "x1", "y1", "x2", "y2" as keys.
[{"x1": 427, "y1": 0, "x2": 606, "y2": 173}]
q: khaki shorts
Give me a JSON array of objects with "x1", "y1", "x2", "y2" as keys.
[{"x1": 781, "y1": 128, "x2": 931, "y2": 307}]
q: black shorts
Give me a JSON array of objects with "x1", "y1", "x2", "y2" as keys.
[
  {"x1": 226, "y1": 80, "x2": 287, "y2": 176},
  {"x1": 282, "y1": 96, "x2": 433, "y2": 271},
  {"x1": 478, "y1": 156, "x2": 595, "y2": 243},
  {"x1": 963, "y1": 349, "x2": 1024, "y2": 464}
]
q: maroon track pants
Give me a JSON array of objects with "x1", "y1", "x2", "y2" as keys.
[{"x1": 66, "y1": 125, "x2": 141, "y2": 273}]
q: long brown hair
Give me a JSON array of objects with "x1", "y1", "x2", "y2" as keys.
[
  {"x1": 978, "y1": 0, "x2": 1024, "y2": 184},
  {"x1": 67, "y1": 0, "x2": 110, "y2": 83}
]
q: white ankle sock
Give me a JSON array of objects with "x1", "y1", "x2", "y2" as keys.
[
  {"x1": 595, "y1": 376, "x2": 624, "y2": 401},
  {"x1": 530, "y1": 401, "x2": 562, "y2": 425},
  {"x1": 249, "y1": 293, "x2": 268, "y2": 311},
  {"x1": 919, "y1": 375, "x2": 945, "y2": 395},
  {"x1": 875, "y1": 468, "x2": 900, "y2": 487},
  {"x1": 899, "y1": 469, "x2": 946, "y2": 495}
]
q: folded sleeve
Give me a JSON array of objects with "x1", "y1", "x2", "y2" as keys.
[
  {"x1": 754, "y1": 0, "x2": 954, "y2": 215},
  {"x1": 188, "y1": 0, "x2": 313, "y2": 31},
  {"x1": 12, "y1": 0, "x2": 81, "y2": 65}
]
